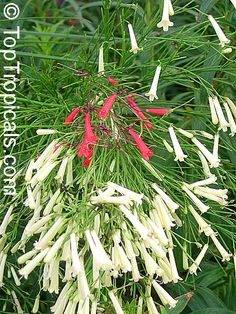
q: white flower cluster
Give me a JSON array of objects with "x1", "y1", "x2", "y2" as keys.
[
  {"x1": 7, "y1": 181, "x2": 184, "y2": 313},
  {"x1": 209, "y1": 96, "x2": 236, "y2": 137}
]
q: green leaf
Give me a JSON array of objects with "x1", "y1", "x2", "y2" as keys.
[
  {"x1": 188, "y1": 286, "x2": 230, "y2": 311},
  {"x1": 190, "y1": 309, "x2": 236, "y2": 314}
]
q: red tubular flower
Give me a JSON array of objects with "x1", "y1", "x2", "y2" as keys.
[
  {"x1": 64, "y1": 108, "x2": 81, "y2": 125},
  {"x1": 85, "y1": 113, "x2": 99, "y2": 144},
  {"x1": 106, "y1": 76, "x2": 119, "y2": 86},
  {"x1": 77, "y1": 139, "x2": 93, "y2": 158},
  {"x1": 77, "y1": 113, "x2": 99, "y2": 165},
  {"x1": 145, "y1": 108, "x2": 169, "y2": 115},
  {"x1": 98, "y1": 94, "x2": 118, "y2": 119},
  {"x1": 126, "y1": 97, "x2": 153, "y2": 129},
  {"x1": 128, "y1": 128, "x2": 154, "y2": 160},
  {"x1": 82, "y1": 158, "x2": 92, "y2": 167}
]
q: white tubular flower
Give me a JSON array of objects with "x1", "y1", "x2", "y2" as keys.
[
  {"x1": 210, "y1": 234, "x2": 232, "y2": 261},
  {"x1": 138, "y1": 242, "x2": 161, "y2": 277},
  {"x1": 66, "y1": 154, "x2": 75, "y2": 186},
  {"x1": 11, "y1": 291, "x2": 24, "y2": 314},
  {"x1": 27, "y1": 186, "x2": 36, "y2": 210},
  {"x1": 168, "y1": 0, "x2": 174, "y2": 15},
  {"x1": 55, "y1": 156, "x2": 69, "y2": 183},
  {"x1": 44, "y1": 234, "x2": 66, "y2": 263},
  {"x1": 130, "y1": 256, "x2": 142, "y2": 282},
  {"x1": 178, "y1": 128, "x2": 194, "y2": 139},
  {"x1": 34, "y1": 217, "x2": 64, "y2": 250},
  {"x1": 193, "y1": 187, "x2": 227, "y2": 206},
  {"x1": 63, "y1": 260, "x2": 72, "y2": 282},
  {"x1": 83, "y1": 297, "x2": 90, "y2": 314},
  {"x1": 36, "y1": 129, "x2": 58, "y2": 135},
  {"x1": 163, "y1": 139, "x2": 174, "y2": 152},
  {"x1": 145, "y1": 65, "x2": 161, "y2": 101},
  {"x1": 61, "y1": 238, "x2": 71, "y2": 261},
  {"x1": 198, "y1": 131, "x2": 214, "y2": 140},
  {"x1": 19, "y1": 248, "x2": 49, "y2": 279},
  {"x1": 137, "y1": 296, "x2": 143, "y2": 314},
  {"x1": 0, "y1": 254, "x2": 7, "y2": 287},
  {"x1": 113, "y1": 231, "x2": 131, "y2": 272},
  {"x1": 208, "y1": 15, "x2": 230, "y2": 47},
  {"x1": 85, "y1": 230, "x2": 112, "y2": 270},
  {"x1": 64, "y1": 300, "x2": 74, "y2": 314},
  {"x1": 226, "y1": 97, "x2": 236, "y2": 119},
  {"x1": 98, "y1": 44, "x2": 104, "y2": 76},
  {"x1": 168, "y1": 248, "x2": 182, "y2": 283},
  {"x1": 108, "y1": 291, "x2": 124, "y2": 314},
  {"x1": 146, "y1": 217, "x2": 169, "y2": 246},
  {"x1": 152, "y1": 280, "x2": 177, "y2": 308},
  {"x1": 230, "y1": 0, "x2": 236, "y2": 9},
  {"x1": 182, "y1": 184, "x2": 209, "y2": 213},
  {"x1": 98, "y1": 186, "x2": 115, "y2": 197},
  {"x1": 223, "y1": 102, "x2": 236, "y2": 136},
  {"x1": 145, "y1": 237, "x2": 166, "y2": 258},
  {"x1": 42, "y1": 263, "x2": 49, "y2": 291},
  {"x1": 33, "y1": 140, "x2": 58, "y2": 170},
  {"x1": 190, "y1": 175, "x2": 217, "y2": 188},
  {"x1": 146, "y1": 297, "x2": 159, "y2": 314},
  {"x1": 189, "y1": 244, "x2": 208, "y2": 275},
  {"x1": 188, "y1": 205, "x2": 213, "y2": 235},
  {"x1": 70, "y1": 233, "x2": 82, "y2": 276},
  {"x1": 213, "y1": 133, "x2": 219, "y2": 161},
  {"x1": 212, "y1": 96, "x2": 229, "y2": 131},
  {"x1": 32, "y1": 294, "x2": 40, "y2": 313},
  {"x1": 182, "y1": 242, "x2": 189, "y2": 270},
  {"x1": 25, "y1": 159, "x2": 35, "y2": 182},
  {"x1": 37, "y1": 161, "x2": 58, "y2": 182},
  {"x1": 191, "y1": 137, "x2": 219, "y2": 168},
  {"x1": 122, "y1": 227, "x2": 137, "y2": 259},
  {"x1": 142, "y1": 159, "x2": 164, "y2": 181},
  {"x1": 119, "y1": 205, "x2": 153, "y2": 240},
  {"x1": 0, "y1": 205, "x2": 13, "y2": 235},
  {"x1": 91, "y1": 299, "x2": 98, "y2": 314},
  {"x1": 48, "y1": 257, "x2": 60, "y2": 294},
  {"x1": 193, "y1": 186, "x2": 228, "y2": 198},
  {"x1": 223, "y1": 47, "x2": 232, "y2": 54},
  {"x1": 157, "y1": 0, "x2": 174, "y2": 31},
  {"x1": 17, "y1": 249, "x2": 38, "y2": 264},
  {"x1": 25, "y1": 215, "x2": 52, "y2": 235},
  {"x1": 107, "y1": 182, "x2": 143, "y2": 205},
  {"x1": 168, "y1": 126, "x2": 187, "y2": 162},
  {"x1": 91, "y1": 195, "x2": 131, "y2": 208},
  {"x1": 158, "y1": 258, "x2": 172, "y2": 283},
  {"x1": 77, "y1": 258, "x2": 90, "y2": 300},
  {"x1": 128, "y1": 23, "x2": 142, "y2": 54},
  {"x1": 208, "y1": 97, "x2": 219, "y2": 125},
  {"x1": 50, "y1": 282, "x2": 72, "y2": 313},
  {"x1": 152, "y1": 183, "x2": 179, "y2": 213},
  {"x1": 43, "y1": 189, "x2": 61, "y2": 216},
  {"x1": 153, "y1": 196, "x2": 175, "y2": 230},
  {"x1": 94, "y1": 214, "x2": 100, "y2": 234},
  {"x1": 10, "y1": 266, "x2": 21, "y2": 286}
]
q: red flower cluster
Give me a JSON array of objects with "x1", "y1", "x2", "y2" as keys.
[{"x1": 64, "y1": 75, "x2": 169, "y2": 165}]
